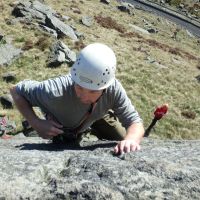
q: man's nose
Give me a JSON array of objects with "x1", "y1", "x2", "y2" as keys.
[{"x1": 80, "y1": 91, "x2": 89, "y2": 99}]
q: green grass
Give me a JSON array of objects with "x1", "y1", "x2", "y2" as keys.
[{"x1": 0, "y1": 0, "x2": 200, "y2": 139}]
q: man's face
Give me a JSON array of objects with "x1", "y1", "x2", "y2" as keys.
[{"x1": 74, "y1": 84, "x2": 103, "y2": 104}]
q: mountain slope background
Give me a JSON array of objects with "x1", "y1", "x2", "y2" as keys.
[
  {"x1": 0, "y1": 0, "x2": 200, "y2": 139},
  {"x1": 149, "y1": 0, "x2": 200, "y2": 19}
]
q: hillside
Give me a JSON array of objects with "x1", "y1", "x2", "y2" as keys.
[
  {"x1": 0, "y1": 0, "x2": 200, "y2": 139},
  {"x1": 149, "y1": 0, "x2": 200, "y2": 20}
]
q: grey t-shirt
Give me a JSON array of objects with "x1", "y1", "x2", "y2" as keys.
[{"x1": 16, "y1": 74, "x2": 142, "y2": 132}]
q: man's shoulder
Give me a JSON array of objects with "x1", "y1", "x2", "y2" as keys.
[
  {"x1": 46, "y1": 74, "x2": 72, "y2": 83},
  {"x1": 107, "y1": 78, "x2": 123, "y2": 91},
  {"x1": 44, "y1": 74, "x2": 73, "y2": 88},
  {"x1": 37, "y1": 74, "x2": 73, "y2": 98},
  {"x1": 17, "y1": 74, "x2": 73, "y2": 88}
]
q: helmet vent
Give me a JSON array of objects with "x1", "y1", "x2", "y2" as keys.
[{"x1": 79, "y1": 75, "x2": 92, "y2": 83}]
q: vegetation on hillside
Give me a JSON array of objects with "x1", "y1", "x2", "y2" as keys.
[
  {"x1": 149, "y1": 0, "x2": 200, "y2": 18},
  {"x1": 0, "y1": 0, "x2": 200, "y2": 139}
]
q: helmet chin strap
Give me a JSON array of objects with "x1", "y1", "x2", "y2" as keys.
[
  {"x1": 68, "y1": 89, "x2": 106, "y2": 137},
  {"x1": 95, "y1": 89, "x2": 105, "y2": 103},
  {"x1": 61, "y1": 87, "x2": 106, "y2": 137}
]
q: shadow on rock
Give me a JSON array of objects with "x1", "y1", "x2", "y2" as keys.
[{"x1": 15, "y1": 141, "x2": 117, "y2": 151}]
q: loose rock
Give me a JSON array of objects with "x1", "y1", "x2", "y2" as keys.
[
  {"x1": 2, "y1": 72, "x2": 16, "y2": 82},
  {"x1": 47, "y1": 41, "x2": 76, "y2": 67},
  {"x1": 0, "y1": 94, "x2": 14, "y2": 109},
  {"x1": 0, "y1": 43, "x2": 22, "y2": 66},
  {"x1": 100, "y1": 0, "x2": 110, "y2": 5},
  {"x1": 117, "y1": 2, "x2": 135, "y2": 15},
  {"x1": 81, "y1": 16, "x2": 94, "y2": 27},
  {"x1": 45, "y1": 14, "x2": 78, "y2": 40},
  {"x1": 12, "y1": 1, "x2": 78, "y2": 40},
  {"x1": 0, "y1": 34, "x2": 4, "y2": 41}
]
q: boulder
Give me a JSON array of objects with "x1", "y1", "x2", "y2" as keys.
[
  {"x1": 47, "y1": 41, "x2": 76, "y2": 67},
  {"x1": 0, "y1": 137, "x2": 200, "y2": 199},
  {"x1": 100, "y1": 0, "x2": 110, "y2": 5},
  {"x1": 12, "y1": 1, "x2": 78, "y2": 40},
  {"x1": 12, "y1": 1, "x2": 55, "y2": 22},
  {"x1": 39, "y1": 24, "x2": 58, "y2": 38},
  {"x1": 45, "y1": 14, "x2": 77, "y2": 40},
  {"x1": 117, "y1": 2, "x2": 135, "y2": 15},
  {"x1": 2, "y1": 72, "x2": 16, "y2": 82},
  {"x1": 129, "y1": 23, "x2": 150, "y2": 35},
  {"x1": 147, "y1": 27, "x2": 158, "y2": 33},
  {"x1": 0, "y1": 33, "x2": 3, "y2": 41},
  {"x1": 196, "y1": 75, "x2": 200, "y2": 83},
  {"x1": 81, "y1": 16, "x2": 94, "y2": 27},
  {"x1": 0, "y1": 94, "x2": 14, "y2": 109},
  {"x1": 0, "y1": 43, "x2": 22, "y2": 66},
  {"x1": 12, "y1": 1, "x2": 45, "y2": 21},
  {"x1": 178, "y1": 3, "x2": 185, "y2": 10}
]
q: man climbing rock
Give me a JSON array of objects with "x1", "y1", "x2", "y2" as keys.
[{"x1": 10, "y1": 43, "x2": 144, "y2": 154}]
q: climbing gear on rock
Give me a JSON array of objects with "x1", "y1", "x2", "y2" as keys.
[
  {"x1": 0, "y1": 115, "x2": 16, "y2": 138},
  {"x1": 144, "y1": 104, "x2": 169, "y2": 137}
]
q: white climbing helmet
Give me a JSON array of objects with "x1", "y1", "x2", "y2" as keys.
[{"x1": 70, "y1": 43, "x2": 116, "y2": 90}]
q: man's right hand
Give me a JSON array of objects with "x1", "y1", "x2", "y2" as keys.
[
  {"x1": 32, "y1": 118, "x2": 64, "y2": 139},
  {"x1": 10, "y1": 86, "x2": 64, "y2": 139}
]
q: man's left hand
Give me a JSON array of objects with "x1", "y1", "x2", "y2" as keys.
[{"x1": 114, "y1": 139, "x2": 141, "y2": 155}]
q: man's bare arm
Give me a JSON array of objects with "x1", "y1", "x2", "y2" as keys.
[
  {"x1": 124, "y1": 122, "x2": 144, "y2": 143},
  {"x1": 10, "y1": 86, "x2": 63, "y2": 138}
]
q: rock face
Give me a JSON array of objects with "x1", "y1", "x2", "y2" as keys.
[
  {"x1": 0, "y1": 136, "x2": 200, "y2": 199},
  {"x1": 47, "y1": 41, "x2": 76, "y2": 67},
  {"x1": 0, "y1": 94, "x2": 14, "y2": 109},
  {"x1": 12, "y1": 1, "x2": 78, "y2": 40},
  {"x1": 0, "y1": 43, "x2": 22, "y2": 66}
]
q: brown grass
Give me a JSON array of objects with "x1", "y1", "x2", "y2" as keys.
[
  {"x1": 181, "y1": 110, "x2": 196, "y2": 119},
  {"x1": 74, "y1": 40, "x2": 86, "y2": 51},
  {"x1": 118, "y1": 30, "x2": 199, "y2": 60},
  {"x1": 136, "y1": 38, "x2": 199, "y2": 60},
  {"x1": 94, "y1": 15, "x2": 126, "y2": 33},
  {"x1": 35, "y1": 37, "x2": 51, "y2": 51},
  {"x1": 22, "y1": 40, "x2": 34, "y2": 51}
]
